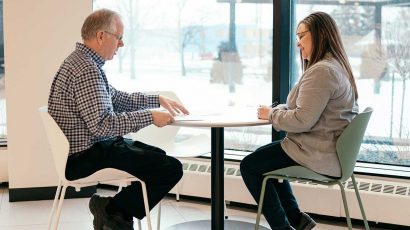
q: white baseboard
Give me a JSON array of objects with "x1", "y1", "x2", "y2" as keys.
[
  {"x1": 170, "y1": 158, "x2": 410, "y2": 226},
  {"x1": 0, "y1": 148, "x2": 8, "y2": 183}
]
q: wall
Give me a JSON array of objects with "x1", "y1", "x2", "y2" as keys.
[
  {"x1": 0, "y1": 148, "x2": 7, "y2": 182},
  {"x1": 3, "y1": 0, "x2": 90, "y2": 193}
]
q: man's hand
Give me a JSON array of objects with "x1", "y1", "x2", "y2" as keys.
[
  {"x1": 159, "y1": 95, "x2": 189, "y2": 116},
  {"x1": 150, "y1": 110, "x2": 175, "y2": 127}
]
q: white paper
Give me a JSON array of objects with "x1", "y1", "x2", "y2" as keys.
[{"x1": 174, "y1": 114, "x2": 206, "y2": 121}]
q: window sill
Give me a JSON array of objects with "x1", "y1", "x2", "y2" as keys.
[{"x1": 354, "y1": 162, "x2": 410, "y2": 180}]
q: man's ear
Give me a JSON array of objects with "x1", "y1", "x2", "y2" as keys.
[{"x1": 96, "y1": 31, "x2": 104, "y2": 45}]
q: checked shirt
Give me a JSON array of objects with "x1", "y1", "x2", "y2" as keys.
[{"x1": 48, "y1": 43, "x2": 159, "y2": 155}]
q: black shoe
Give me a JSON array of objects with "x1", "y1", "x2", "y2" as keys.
[
  {"x1": 103, "y1": 214, "x2": 134, "y2": 230},
  {"x1": 89, "y1": 194, "x2": 112, "y2": 230},
  {"x1": 295, "y1": 212, "x2": 316, "y2": 230}
]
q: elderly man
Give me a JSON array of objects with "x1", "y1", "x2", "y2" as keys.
[{"x1": 48, "y1": 9, "x2": 187, "y2": 230}]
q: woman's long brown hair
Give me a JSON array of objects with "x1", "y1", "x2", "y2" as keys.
[{"x1": 299, "y1": 12, "x2": 358, "y2": 99}]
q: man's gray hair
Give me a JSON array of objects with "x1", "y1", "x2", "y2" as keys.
[{"x1": 81, "y1": 9, "x2": 120, "y2": 40}]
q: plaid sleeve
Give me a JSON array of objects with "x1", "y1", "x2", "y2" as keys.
[
  {"x1": 74, "y1": 67, "x2": 153, "y2": 137},
  {"x1": 110, "y1": 86, "x2": 160, "y2": 112}
]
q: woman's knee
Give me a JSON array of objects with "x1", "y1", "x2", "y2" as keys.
[{"x1": 240, "y1": 154, "x2": 254, "y2": 175}]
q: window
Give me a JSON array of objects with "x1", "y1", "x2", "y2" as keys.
[
  {"x1": 93, "y1": 0, "x2": 273, "y2": 152},
  {"x1": 94, "y1": 0, "x2": 410, "y2": 169},
  {"x1": 294, "y1": 0, "x2": 410, "y2": 167}
]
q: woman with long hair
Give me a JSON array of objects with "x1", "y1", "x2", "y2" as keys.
[{"x1": 240, "y1": 12, "x2": 359, "y2": 230}]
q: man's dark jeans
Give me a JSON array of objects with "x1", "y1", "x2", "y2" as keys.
[{"x1": 66, "y1": 136, "x2": 183, "y2": 219}]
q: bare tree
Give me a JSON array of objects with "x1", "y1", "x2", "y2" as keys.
[
  {"x1": 175, "y1": 0, "x2": 188, "y2": 76},
  {"x1": 115, "y1": 0, "x2": 207, "y2": 77},
  {"x1": 115, "y1": 1, "x2": 135, "y2": 76},
  {"x1": 180, "y1": 25, "x2": 203, "y2": 76},
  {"x1": 118, "y1": 0, "x2": 140, "y2": 79},
  {"x1": 116, "y1": 0, "x2": 162, "y2": 79},
  {"x1": 173, "y1": 0, "x2": 208, "y2": 76},
  {"x1": 385, "y1": 10, "x2": 410, "y2": 138}
]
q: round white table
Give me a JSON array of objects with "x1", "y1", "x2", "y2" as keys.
[{"x1": 167, "y1": 108, "x2": 271, "y2": 230}]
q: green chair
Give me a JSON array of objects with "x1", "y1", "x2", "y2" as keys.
[{"x1": 255, "y1": 107, "x2": 373, "y2": 230}]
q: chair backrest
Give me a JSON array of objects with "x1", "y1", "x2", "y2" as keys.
[
  {"x1": 130, "y1": 91, "x2": 182, "y2": 147},
  {"x1": 39, "y1": 106, "x2": 70, "y2": 182},
  {"x1": 336, "y1": 107, "x2": 373, "y2": 182}
]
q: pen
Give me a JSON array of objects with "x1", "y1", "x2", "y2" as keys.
[{"x1": 271, "y1": 101, "x2": 279, "y2": 108}]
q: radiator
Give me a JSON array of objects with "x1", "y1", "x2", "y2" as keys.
[{"x1": 170, "y1": 158, "x2": 410, "y2": 226}]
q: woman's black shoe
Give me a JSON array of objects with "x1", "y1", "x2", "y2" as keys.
[{"x1": 295, "y1": 212, "x2": 316, "y2": 230}]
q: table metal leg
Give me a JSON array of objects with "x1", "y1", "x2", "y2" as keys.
[
  {"x1": 211, "y1": 127, "x2": 224, "y2": 230},
  {"x1": 165, "y1": 126, "x2": 270, "y2": 230}
]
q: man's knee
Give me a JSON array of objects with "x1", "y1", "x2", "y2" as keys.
[
  {"x1": 173, "y1": 158, "x2": 183, "y2": 180},
  {"x1": 165, "y1": 157, "x2": 183, "y2": 182}
]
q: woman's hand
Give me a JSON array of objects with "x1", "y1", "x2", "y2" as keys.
[
  {"x1": 159, "y1": 95, "x2": 189, "y2": 116},
  {"x1": 257, "y1": 105, "x2": 272, "y2": 120}
]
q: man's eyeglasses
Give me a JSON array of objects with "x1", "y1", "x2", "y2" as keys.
[
  {"x1": 296, "y1": 30, "x2": 309, "y2": 42},
  {"x1": 104, "y1": 31, "x2": 123, "y2": 41}
]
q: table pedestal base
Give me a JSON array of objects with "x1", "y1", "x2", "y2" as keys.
[{"x1": 165, "y1": 220, "x2": 270, "y2": 230}]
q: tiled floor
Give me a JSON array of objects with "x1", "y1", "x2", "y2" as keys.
[{"x1": 0, "y1": 184, "x2": 381, "y2": 230}]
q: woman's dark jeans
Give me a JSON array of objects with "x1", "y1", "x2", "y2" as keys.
[{"x1": 240, "y1": 141, "x2": 300, "y2": 229}]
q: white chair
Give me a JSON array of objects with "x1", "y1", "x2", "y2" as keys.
[
  {"x1": 127, "y1": 91, "x2": 230, "y2": 219},
  {"x1": 39, "y1": 106, "x2": 160, "y2": 230},
  {"x1": 127, "y1": 91, "x2": 210, "y2": 198},
  {"x1": 255, "y1": 108, "x2": 373, "y2": 230},
  {"x1": 127, "y1": 91, "x2": 210, "y2": 159}
]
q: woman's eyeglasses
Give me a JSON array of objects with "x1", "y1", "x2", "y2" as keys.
[{"x1": 296, "y1": 30, "x2": 309, "y2": 42}]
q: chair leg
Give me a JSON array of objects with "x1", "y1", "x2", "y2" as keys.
[
  {"x1": 118, "y1": 183, "x2": 153, "y2": 230},
  {"x1": 118, "y1": 181, "x2": 159, "y2": 230},
  {"x1": 140, "y1": 181, "x2": 152, "y2": 230},
  {"x1": 338, "y1": 182, "x2": 353, "y2": 230},
  {"x1": 351, "y1": 175, "x2": 370, "y2": 230},
  {"x1": 53, "y1": 185, "x2": 68, "y2": 230},
  {"x1": 255, "y1": 176, "x2": 270, "y2": 230},
  {"x1": 176, "y1": 182, "x2": 181, "y2": 201},
  {"x1": 138, "y1": 219, "x2": 142, "y2": 230},
  {"x1": 157, "y1": 202, "x2": 162, "y2": 230},
  {"x1": 47, "y1": 181, "x2": 63, "y2": 230}
]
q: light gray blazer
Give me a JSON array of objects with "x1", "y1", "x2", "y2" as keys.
[{"x1": 269, "y1": 53, "x2": 358, "y2": 177}]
